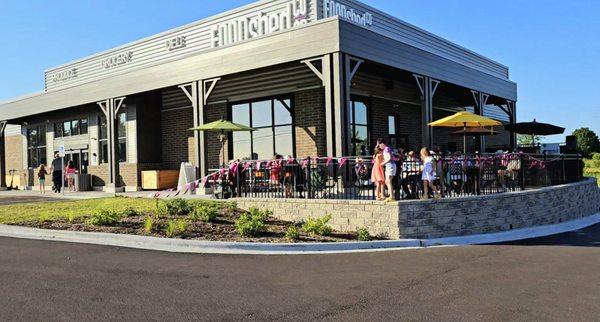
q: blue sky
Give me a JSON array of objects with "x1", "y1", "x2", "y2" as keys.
[{"x1": 1, "y1": 0, "x2": 598, "y2": 142}]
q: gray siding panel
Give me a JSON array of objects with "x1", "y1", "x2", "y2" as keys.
[
  {"x1": 0, "y1": 19, "x2": 340, "y2": 121},
  {"x1": 317, "y1": 0, "x2": 509, "y2": 79},
  {"x1": 339, "y1": 21, "x2": 517, "y2": 101}
]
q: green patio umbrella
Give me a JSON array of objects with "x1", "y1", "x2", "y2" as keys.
[{"x1": 189, "y1": 118, "x2": 254, "y2": 166}]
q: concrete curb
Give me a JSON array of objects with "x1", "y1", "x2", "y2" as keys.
[
  {"x1": 0, "y1": 213, "x2": 598, "y2": 254},
  {"x1": 423, "y1": 212, "x2": 600, "y2": 247},
  {"x1": 0, "y1": 225, "x2": 421, "y2": 255}
]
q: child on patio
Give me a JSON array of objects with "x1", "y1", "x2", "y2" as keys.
[
  {"x1": 371, "y1": 147, "x2": 385, "y2": 200},
  {"x1": 420, "y1": 147, "x2": 438, "y2": 199}
]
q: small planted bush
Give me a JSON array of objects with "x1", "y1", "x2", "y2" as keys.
[
  {"x1": 165, "y1": 219, "x2": 187, "y2": 237},
  {"x1": 86, "y1": 210, "x2": 122, "y2": 226},
  {"x1": 302, "y1": 214, "x2": 333, "y2": 236},
  {"x1": 121, "y1": 207, "x2": 138, "y2": 217},
  {"x1": 189, "y1": 205, "x2": 220, "y2": 223},
  {"x1": 164, "y1": 198, "x2": 193, "y2": 216},
  {"x1": 143, "y1": 216, "x2": 154, "y2": 234},
  {"x1": 249, "y1": 207, "x2": 273, "y2": 221},
  {"x1": 285, "y1": 225, "x2": 300, "y2": 240},
  {"x1": 356, "y1": 228, "x2": 372, "y2": 241},
  {"x1": 235, "y1": 213, "x2": 266, "y2": 237}
]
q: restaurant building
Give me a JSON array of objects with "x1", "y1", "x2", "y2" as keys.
[{"x1": 0, "y1": 0, "x2": 517, "y2": 192}]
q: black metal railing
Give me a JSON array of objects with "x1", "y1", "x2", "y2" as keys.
[{"x1": 208, "y1": 153, "x2": 584, "y2": 200}]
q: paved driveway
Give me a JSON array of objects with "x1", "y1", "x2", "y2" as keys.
[{"x1": 1, "y1": 224, "x2": 599, "y2": 321}]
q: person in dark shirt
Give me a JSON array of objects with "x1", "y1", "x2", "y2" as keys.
[{"x1": 50, "y1": 153, "x2": 63, "y2": 193}]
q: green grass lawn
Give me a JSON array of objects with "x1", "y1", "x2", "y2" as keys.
[{"x1": 0, "y1": 197, "x2": 158, "y2": 224}]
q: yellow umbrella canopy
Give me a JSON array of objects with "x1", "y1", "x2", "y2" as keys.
[
  {"x1": 428, "y1": 111, "x2": 502, "y2": 127},
  {"x1": 429, "y1": 111, "x2": 502, "y2": 154}
]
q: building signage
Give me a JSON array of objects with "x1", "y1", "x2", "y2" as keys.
[
  {"x1": 323, "y1": 0, "x2": 373, "y2": 27},
  {"x1": 166, "y1": 35, "x2": 187, "y2": 51},
  {"x1": 50, "y1": 68, "x2": 78, "y2": 83},
  {"x1": 102, "y1": 51, "x2": 133, "y2": 69},
  {"x1": 210, "y1": 0, "x2": 309, "y2": 48}
]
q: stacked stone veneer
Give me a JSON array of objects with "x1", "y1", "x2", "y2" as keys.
[{"x1": 235, "y1": 178, "x2": 600, "y2": 239}]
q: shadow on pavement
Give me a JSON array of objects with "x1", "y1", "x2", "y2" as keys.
[{"x1": 489, "y1": 223, "x2": 600, "y2": 247}]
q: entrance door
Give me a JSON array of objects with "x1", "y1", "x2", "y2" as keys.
[{"x1": 62, "y1": 149, "x2": 89, "y2": 174}]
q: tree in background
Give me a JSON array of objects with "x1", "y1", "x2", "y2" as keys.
[
  {"x1": 517, "y1": 134, "x2": 544, "y2": 146},
  {"x1": 572, "y1": 128, "x2": 600, "y2": 157}
]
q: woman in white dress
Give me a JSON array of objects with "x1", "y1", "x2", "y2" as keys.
[{"x1": 420, "y1": 147, "x2": 437, "y2": 199}]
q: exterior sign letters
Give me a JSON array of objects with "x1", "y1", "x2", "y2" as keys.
[
  {"x1": 210, "y1": 0, "x2": 309, "y2": 48},
  {"x1": 323, "y1": 0, "x2": 373, "y2": 27},
  {"x1": 50, "y1": 68, "x2": 78, "y2": 83},
  {"x1": 102, "y1": 51, "x2": 133, "y2": 69},
  {"x1": 166, "y1": 35, "x2": 187, "y2": 51}
]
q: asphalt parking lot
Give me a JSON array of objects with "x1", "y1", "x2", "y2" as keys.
[{"x1": 1, "y1": 223, "x2": 599, "y2": 321}]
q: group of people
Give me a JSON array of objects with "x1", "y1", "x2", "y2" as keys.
[
  {"x1": 366, "y1": 139, "x2": 437, "y2": 201},
  {"x1": 36, "y1": 153, "x2": 78, "y2": 194}
]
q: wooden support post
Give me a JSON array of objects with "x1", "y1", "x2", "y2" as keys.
[
  {"x1": 414, "y1": 75, "x2": 440, "y2": 148},
  {"x1": 97, "y1": 97, "x2": 125, "y2": 191}
]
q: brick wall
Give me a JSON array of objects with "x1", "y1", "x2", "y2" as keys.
[
  {"x1": 294, "y1": 88, "x2": 326, "y2": 158},
  {"x1": 370, "y1": 98, "x2": 422, "y2": 152},
  {"x1": 205, "y1": 103, "x2": 228, "y2": 171},
  {"x1": 235, "y1": 178, "x2": 600, "y2": 240},
  {"x1": 161, "y1": 108, "x2": 195, "y2": 170}
]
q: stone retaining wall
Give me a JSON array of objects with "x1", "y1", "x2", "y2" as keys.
[{"x1": 234, "y1": 178, "x2": 600, "y2": 239}]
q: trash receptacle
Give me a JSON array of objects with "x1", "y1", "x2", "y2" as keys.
[{"x1": 74, "y1": 174, "x2": 92, "y2": 192}]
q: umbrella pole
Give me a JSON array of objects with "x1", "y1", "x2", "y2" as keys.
[{"x1": 463, "y1": 123, "x2": 467, "y2": 154}]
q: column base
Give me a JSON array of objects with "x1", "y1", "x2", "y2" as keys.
[
  {"x1": 103, "y1": 185, "x2": 125, "y2": 193},
  {"x1": 0, "y1": 187, "x2": 7, "y2": 191}
]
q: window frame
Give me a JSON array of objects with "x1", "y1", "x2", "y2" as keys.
[
  {"x1": 98, "y1": 111, "x2": 127, "y2": 164},
  {"x1": 227, "y1": 94, "x2": 295, "y2": 161},
  {"x1": 54, "y1": 117, "x2": 89, "y2": 138},
  {"x1": 26, "y1": 125, "x2": 47, "y2": 169},
  {"x1": 349, "y1": 96, "x2": 371, "y2": 156}
]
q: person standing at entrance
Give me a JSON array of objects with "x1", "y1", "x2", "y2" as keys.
[
  {"x1": 65, "y1": 160, "x2": 77, "y2": 192},
  {"x1": 50, "y1": 153, "x2": 63, "y2": 193}
]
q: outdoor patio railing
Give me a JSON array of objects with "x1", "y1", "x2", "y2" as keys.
[{"x1": 208, "y1": 153, "x2": 584, "y2": 200}]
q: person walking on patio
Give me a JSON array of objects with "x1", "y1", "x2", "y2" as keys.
[
  {"x1": 420, "y1": 147, "x2": 438, "y2": 199},
  {"x1": 371, "y1": 146, "x2": 385, "y2": 201},
  {"x1": 379, "y1": 140, "x2": 397, "y2": 202}
]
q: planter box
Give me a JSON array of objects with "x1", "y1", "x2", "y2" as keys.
[{"x1": 142, "y1": 170, "x2": 179, "y2": 190}]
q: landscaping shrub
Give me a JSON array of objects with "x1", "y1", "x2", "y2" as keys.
[
  {"x1": 121, "y1": 207, "x2": 138, "y2": 217},
  {"x1": 235, "y1": 213, "x2": 266, "y2": 237},
  {"x1": 249, "y1": 207, "x2": 273, "y2": 221},
  {"x1": 86, "y1": 210, "x2": 122, "y2": 226},
  {"x1": 302, "y1": 214, "x2": 333, "y2": 236},
  {"x1": 164, "y1": 199, "x2": 193, "y2": 216},
  {"x1": 143, "y1": 216, "x2": 154, "y2": 234},
  {"x1": 285, "y1": 225, "x2": 300, "y2": 240},
  {"x1": 584, "y1": 153, "x2": 600, "y2": 187},
  {"x1": 356, "y1": 228, "x2": 372, "y2": 241},
  {"x1": 189, "y1": 205, "x2": 219, "y2": 223},
  {"x1": 165, "y1": 219, "x2": 187, "y2": 237}
]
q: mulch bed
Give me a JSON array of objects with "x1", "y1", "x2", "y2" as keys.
[{"x1": 13, "y1": 209, "x2": 360, "y2": 243}]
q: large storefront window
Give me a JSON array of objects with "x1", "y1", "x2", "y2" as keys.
[
  {"x1": 27, "y1": 125, "x2": 47, "y2": 168},
  {"x1": 54, "y1": 118, "x2": 88, "y2": 137},
  {"x1": 99, "y1": 112, "x2": 127, "y2": 163},
  {"x1": 231, "y1": 97, "x2": 294, "y2": 160},
  {"x1": 349, "y1": 99, "x2": 369, "y2": 156}
]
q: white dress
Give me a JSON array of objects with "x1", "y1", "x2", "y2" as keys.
[{"x1": 422, "y1": 156, "x2": 436, "y2": 181}]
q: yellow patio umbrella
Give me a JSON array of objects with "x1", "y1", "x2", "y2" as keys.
[{"x1": 429, "y1": 111, "x2": 502, "y2": 153}]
